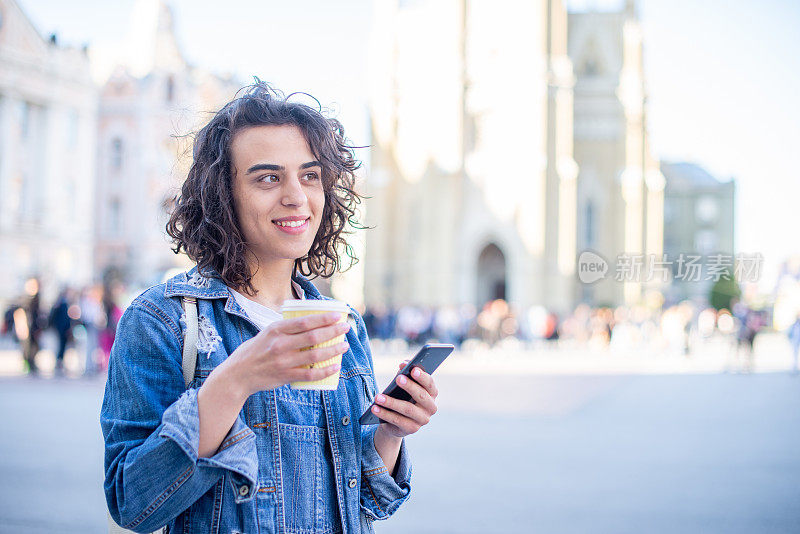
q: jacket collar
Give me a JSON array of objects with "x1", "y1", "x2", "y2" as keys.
[{"x1": 163, "y1": 265, "x2": 323, "y2": 301}]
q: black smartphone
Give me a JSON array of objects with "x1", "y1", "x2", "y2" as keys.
[{"x1": 359, "y1": 343, "x2": 455, "y2": 425}]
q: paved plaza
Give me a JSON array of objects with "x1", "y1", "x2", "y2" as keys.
[{"x1": 1, "y1": 341, "x2": 799, "y2": 533}]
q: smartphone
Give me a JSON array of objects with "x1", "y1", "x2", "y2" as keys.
[{"x1": 359, "y1": 343, "x2": 455, "y2": 425}]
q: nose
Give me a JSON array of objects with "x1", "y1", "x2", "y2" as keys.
[{"x1": 280, "y1": 176, "x2": 307, "y2": 207}]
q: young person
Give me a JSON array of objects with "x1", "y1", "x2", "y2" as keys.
[{"x1": 101, "y1": 83, "x2": 439, "y2": 533}]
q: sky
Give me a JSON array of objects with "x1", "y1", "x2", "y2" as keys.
[
  {"x1": 18, "y1": 0, "x2": 800, "y2": 290},
  {"x1": 637, "y1": 0, "x2": 800, "y2": 290}
]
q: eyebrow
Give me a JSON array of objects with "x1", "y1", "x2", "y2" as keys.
[{"x1": 245, "y1": 161, "x2": 322, "y2": 174}]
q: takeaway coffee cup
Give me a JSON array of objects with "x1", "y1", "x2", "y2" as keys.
[{"x1": 281, "y1": 299, "x2": 349, "y2": 390}]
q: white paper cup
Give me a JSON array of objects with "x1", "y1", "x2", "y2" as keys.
[{"x1": 281, "y1": 299, "x2": 349, "y2": 390}]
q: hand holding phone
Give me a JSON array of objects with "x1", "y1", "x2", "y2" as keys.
[{"x1": 359, "y1": 343, "x2": 454, "y2": 425}]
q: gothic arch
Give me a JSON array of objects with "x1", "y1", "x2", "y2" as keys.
[
  {"x1": 476, "y1": 243, "x2": 507, "y2": 307},
  {"x1": 576, "y1": 36, "x2": 609, "y2": 77}
]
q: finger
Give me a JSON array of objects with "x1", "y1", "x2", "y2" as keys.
[
  {"x1": 394, "y1": 374, "x2": 437, "y2": 413},
  {"x1": 398, "y1": 359, "x2": 410, "y2": 370},
  {"x1": 370, "y1": 405, "x2": 420, "y2": 434},
  {"x1": 273, "y1": 312, "x2": 346, "y2": 335},
  {"x1": 408, "y1": 366, "x2": 439, "y2": 398},
  {"x1": 287, "y1": 362, "x2": 341, "y2": 383},
  {"x1": 374, "y1": 391, "x2": 432, "y2": 425},
  {"x1": 283, "y1": 321, "x2": 351, "y2": 351},
  {"x1": 288, "y1": 341, "x2": 349, "y2": 368}
]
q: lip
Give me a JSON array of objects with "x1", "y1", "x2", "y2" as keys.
[{"x1": 272, "y1": 216, "x2": 310, "y2": 235}]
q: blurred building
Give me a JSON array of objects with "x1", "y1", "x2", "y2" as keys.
[
  {"x1": 367, "y1": 0, "x2": 578, "y2": 314},
  {"x1": 94, "y1": 0, "x2": 240, "y2": 288},
  {"x1": 568, "y1": 0, "x2": 664, "y2": 307},
  {"x1": 660, "y1": 161, "x2": 735, "y2": 304},
  {"x1": 0, "y1": 0, "x2": 97, "y2": 304}
]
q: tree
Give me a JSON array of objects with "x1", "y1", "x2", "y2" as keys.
[{"x1": 709, "y1": 267, "x2": 741, "y2": 311}]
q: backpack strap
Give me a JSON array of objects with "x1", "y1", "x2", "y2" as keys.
[
  {"x1": 181, "y1": 296, "x2": 199, "y2": 388},
  {"x1": 107, "y1": 298, "x2": 198, "y2": 534}
]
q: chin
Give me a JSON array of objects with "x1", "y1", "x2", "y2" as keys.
[{"x1": 283, "y1": 246, "x2": 315, "y2": 262}]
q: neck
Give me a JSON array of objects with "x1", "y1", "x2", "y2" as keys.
[{"x1": 240, "y1": 258, "x2": 297, "y2": 311}]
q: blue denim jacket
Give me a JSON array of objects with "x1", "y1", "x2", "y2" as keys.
[{"x1": 101, "y1": 268, "x2": 412, "y2": 533}]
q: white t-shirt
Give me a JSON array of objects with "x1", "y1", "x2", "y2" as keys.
[{"x1": 230, "y1": 280, "x2": 305, "y2": 331}]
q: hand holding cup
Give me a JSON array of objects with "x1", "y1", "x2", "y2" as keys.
[{"x1": 224, "y1": 307, "x2": 350, "y2": 399}]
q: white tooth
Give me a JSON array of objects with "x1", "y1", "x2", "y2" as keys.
[{"x1": 277, "y1": 220, "x2": 305, "y2": 227}]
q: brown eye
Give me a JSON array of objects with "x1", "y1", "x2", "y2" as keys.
[{"x1": 260, "y1": 174, "x2": 279, "y2": 183}]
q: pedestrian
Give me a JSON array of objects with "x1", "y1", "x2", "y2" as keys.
[
  {"x1": 101, "y1": 82, "x2": 438, "y2": 533},
  {"x1": 2, "y1": 302, "x2": 20, "y2": 346},
  {"x1": 17, "y1": 278, "x2": 44, "y2": 376},
  {"x1": 98, "y1": 282, "x2": 122, "y2": 372},
  {"x1": 49, "y1": 288, "x2": 74, "y2": 376},
  {"x1": 79, "y1": 285, "x2": 104, "y2": 376}
]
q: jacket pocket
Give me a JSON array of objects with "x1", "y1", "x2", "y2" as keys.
[{"x1": 278, "y1": 423, "x2": 339, "y2": 533}]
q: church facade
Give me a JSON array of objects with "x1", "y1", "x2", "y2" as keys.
[
  {"x1": 365, "y1": 0, "x2": 663, "y2": 312},
  {"x1": 365, "y1": 0, "x2": 578, "y2": 314}
]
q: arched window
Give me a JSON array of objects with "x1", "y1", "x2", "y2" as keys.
[
  {"x1": 166, "y1": 76, "x2": 175, "y2": 103},
  {"x1": 111, "y1": 137, "x2": 123, "y2": 171},
  {"x1": 583, "y1": 59, "x2": 599, "y2": 76},
  {"x1": 109, "y1": 198, "x2": 121, "y2": 235},
  {"x1": 579, "y1": 42, "x2": 604, "y2": 77},
  {"x1": 584, "y1": 201, "x2": 595, "y2": 248}
]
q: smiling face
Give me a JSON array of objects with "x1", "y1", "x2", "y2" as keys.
[{"x1": 230, "y1": 124, "x2": 325, "y2": 271}]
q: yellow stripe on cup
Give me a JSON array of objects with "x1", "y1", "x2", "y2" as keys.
[{"x1": 281, "y1": 299, "x2": 349, "y2": 390}]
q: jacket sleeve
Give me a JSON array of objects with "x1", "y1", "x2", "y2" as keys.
[
  {"x1": 360, "y1": 425, "x2": 413, "y2": 520},
  {"x1": 351, "y1": 311, "x2": 412, "y2": 520},
  {"x1": 100, "y1": 298, "x2": 258, "y2": 533}
]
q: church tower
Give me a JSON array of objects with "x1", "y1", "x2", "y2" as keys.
[{"x1": 568, "y1": 0, "x2": 664, "y2": 306}]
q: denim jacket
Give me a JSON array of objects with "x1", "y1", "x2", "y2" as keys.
[{"x1": 101, "y1": 268, "x2": 412, "y2": 533}]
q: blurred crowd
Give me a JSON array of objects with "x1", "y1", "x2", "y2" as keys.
[
  {"x1": 363, "y1": 298, "x2": 799, "y2": 371},
  {"x1": 3, "y1": 277, "x2": 799, "y2": 377},
  {"x1": 1, "y1": 277, "x2": 124, "y2": 377}
]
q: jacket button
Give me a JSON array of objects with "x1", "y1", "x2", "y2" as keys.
[
  {"x1": 239, "y1": 485, "x2": 250, "y2": 496},
  {"x1": 348, "y1": 478, "x2": 357, "y2": 488},
  {"x1": 341, "y1": 416, "x2": 350, "y2": 426}
]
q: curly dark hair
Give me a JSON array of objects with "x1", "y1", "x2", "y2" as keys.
[{"x1": 166, "y1": 82, "x2": 364, "y2": 296}]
